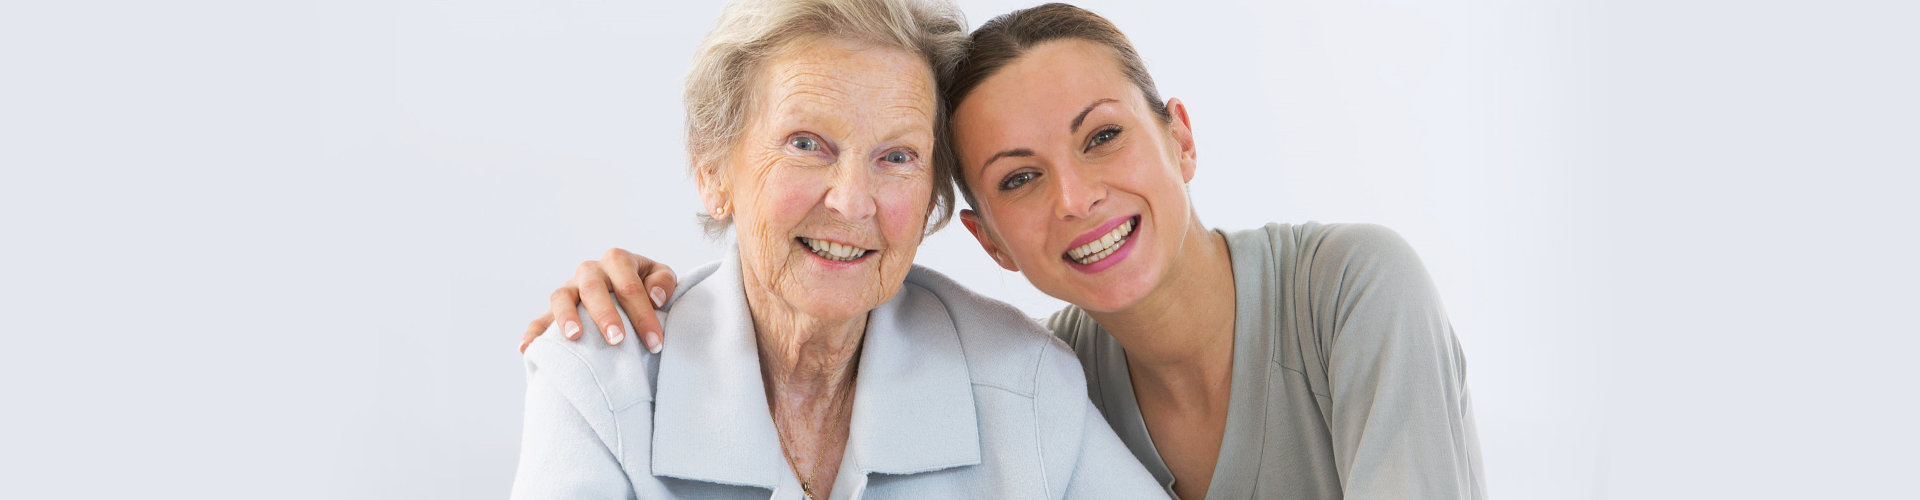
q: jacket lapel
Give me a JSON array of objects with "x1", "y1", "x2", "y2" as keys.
[
  {"x1": 846, "y1": 267, "x2": 981, "y2": 475},
  {"x1": 648, "y1": 255, "x2": 984, "y2": 491},
  {"x1": 650, "y1": 250, "x2": 786, "y2": 489}
]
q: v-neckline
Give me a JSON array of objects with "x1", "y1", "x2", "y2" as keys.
[{"x1": 1101, "y1": 227, "x2": 1272, "y2": 500}]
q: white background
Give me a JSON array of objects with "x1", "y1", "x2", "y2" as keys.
[{"x1": 3, "y1": 0, "x2": 1916, "y2": 498}]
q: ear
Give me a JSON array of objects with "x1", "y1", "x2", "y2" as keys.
[
  {"x1": 1164, "y1": 98, "x2": 1198, "y2": 183},
  {"x1": 960, "y1": 209, "x2": 1020, "y2": 272},
  {"x1": 693, "y1": 161, "x2": 728, "y2": 218}
]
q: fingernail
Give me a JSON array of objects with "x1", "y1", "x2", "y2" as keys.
[
  {"x1": 650, "y1": 287, "x2": 667, "y2": 308},
  {"x1": 605, "y1": 324, "x2": 624, "y2": 345},
  {"x1": 645, "y1": 331, "x2": 662, "y2": 354},
  {"x1": 564, "y1": 321, "x2": 581, "y2": 340}
]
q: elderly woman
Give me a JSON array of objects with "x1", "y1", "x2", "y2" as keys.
[{"x1": 509, "y1": 0, "x2": 1163, "y2": 498}]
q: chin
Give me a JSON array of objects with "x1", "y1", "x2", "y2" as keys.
[
  {"x1": 1066, "y1": 281, "x2": 1155, "y2": 314},
  {"x1": 787, "y1": 275, "x2": 898, "y2": 319},
  {"x1": 809, "y1": 301, "x2": 879, "y2": 322},
  {"x1": 1027, "y1": 266, "x2": 1156, "y2": 314}
]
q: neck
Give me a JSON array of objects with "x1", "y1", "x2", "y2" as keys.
[
  {"x1": 745, "y1": 299, "x2": 865, "y2": 408},
  {"x1": 742, "y1": 284, "x2": 862, "y2": 499},
  {"x1": 1086, "y1": 213, "x2": 1236, "y2": 398}
]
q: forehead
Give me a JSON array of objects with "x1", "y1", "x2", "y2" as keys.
[
  {"x1": 960, "y1": 39, "x2": 1136, "y2": 115},
  {"x1": 756, "y1": 37, "x2": 937, "y2": 127},
  {"x1": 957, "y1": 39, "x2": 1136, "y2": 124}
]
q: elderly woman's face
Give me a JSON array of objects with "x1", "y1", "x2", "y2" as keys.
[{"x1": 714, "y1": 37, "x2": 938, "y2": 322}]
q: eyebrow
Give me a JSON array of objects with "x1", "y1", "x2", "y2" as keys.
[
  {"x1": 979, "y1": 98, "x2": 1121, "y2": 173},
  {"x1": 981, "y1": 148, "x2": 1035, "y2": 171},
  {"x1": 1070, "y1": 98, "x2": 1119, "y2": 133}
]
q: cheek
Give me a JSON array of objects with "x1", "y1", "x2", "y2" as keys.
[
  {"x1": 734, "y1": 170, "x2": 821, "y2": 259},
  {"x1": 1111, "y1": 148, "x2": 1183, "y2": 204},
  {"x1": 981, "y1": 201, "x2": 1050, "y2": 261},
  {"x1": 1139, "y1": 136, "x2": 1188, "y2": 183},
  {"x1": 876, "y1": 179, "x2": 933, "y2": 236},
  {"x1": 1014, "y1": 228, "x2": 1053, "y2": 261},
  {"x1": 753, "y1": 171, "x2": 826, "y2": 221}
]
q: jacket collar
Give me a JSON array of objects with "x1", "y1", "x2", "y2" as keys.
[
  {"x1": 846, "y1": 265, "x2": 980, "y2": 474},
  {"x1": 650, "y1": 247, "x2": 979, "y2": 489}
]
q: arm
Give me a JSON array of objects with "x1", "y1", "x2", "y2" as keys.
[
  {"x1": 510, "y1": 333, "x2": 638, "y2": 499},
  {"x1": 1315, "y1": 225, "x2": 1483, "y2": 499},
  {"x1": 520, "y1": 248, "x2": 680, "y2": 354}
]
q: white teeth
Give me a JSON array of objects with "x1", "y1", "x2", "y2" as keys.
[
  {"x1": 1067, "y1": 218, "x2": 1135, "y2": 264},
  {"x1": 802, "y1": 237, "x2": 869, "y2": 262}
]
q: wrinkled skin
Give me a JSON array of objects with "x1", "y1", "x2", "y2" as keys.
[{"x1": 714, "y1": 36, "x2": 938, "y2": 334}]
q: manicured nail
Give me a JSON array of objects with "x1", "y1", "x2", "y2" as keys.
[
  {"x1": 563, "y1": 321, "x2": 581, "y2": 340},
  {"x1": 645, "y1": 331, "x2": 662, "y2": 354},
  {"x1": 605, "y1": 324, "x2": 624, "y2": 345},
  {"x1": 650, "y1": 287, "x2": 667, "y2": 308}
]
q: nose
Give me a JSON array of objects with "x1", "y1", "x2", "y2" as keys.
[
  {"x1": 1051, "y1": 162, "x2": 1105, "y2": 221},
  {"x1": 824, "y1": 162, "x2": 877, "y2": 221}
]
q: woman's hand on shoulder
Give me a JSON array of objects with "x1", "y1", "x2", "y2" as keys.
[{"x1": 519, "y1": 248, "x2": 679, "y2": 354}]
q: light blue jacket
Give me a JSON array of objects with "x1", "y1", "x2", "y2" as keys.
[{"x1": 511, "y1": 251, "x2": 1165, "y2": 499}]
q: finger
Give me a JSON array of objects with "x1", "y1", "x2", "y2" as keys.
[
  {"x1": 601, "y1": 250, "x2": 663, "y2": 354},
  {"x1": 574, "y1": 260, "x2": 625, "y2": 346},
  {"x1": 604, "y1": 249, "x2": 672, "y2": 307},
  {"x1": 520, "y1": 312, "x2": 554, "y2": 354},
  {"x1": 637, "y1": 260, "x2": 680, "y2": 353},
  {"x1": 642, "y1": 259, "x2": 679, "y2": 309},
  {"x1": 548, "y1": 283, "x2": 583, "y2": 341}
]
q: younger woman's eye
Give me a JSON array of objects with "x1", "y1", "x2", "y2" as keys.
[
  {"x1": 790, "y1": 135, "x2": 821, "y2": 151},
  {"x1": 1086, "y1": 126, "x2": 1121, "y2": 150},
  {"x1": 883, "y1": 150, "x2": 914, "y2": 164},
  {"x1": 999, "y1": 171, "x2": 1038, "y2": 191}
]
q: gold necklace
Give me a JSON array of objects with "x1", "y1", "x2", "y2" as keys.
[{"x1": 774, "y1": 377, "x2": 855, "y2": 500}]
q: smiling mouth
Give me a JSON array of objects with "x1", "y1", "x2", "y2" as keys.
[
  {"x1": 797, "y1": 237, "x2": 873, "y2": 262},
  {"x1": 1063, "y1": 216, "x2": 1137, "y2": 266}
]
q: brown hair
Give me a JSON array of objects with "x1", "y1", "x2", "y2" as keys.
[{"x1": 938, "y1": 3, "x2": 1171, "y2": 207}]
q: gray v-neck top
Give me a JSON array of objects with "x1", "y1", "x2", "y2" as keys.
[{"x1": 1048, "y1": 222, "x2": 1484, "y2": 499}]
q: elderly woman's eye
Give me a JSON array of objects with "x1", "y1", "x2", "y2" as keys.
[
  {"x1": 1086, "y1": 126, "x2": 1121, "y2": 150},
  {"x1": 790, "y1": 135, "x2": 820, "y2": 151},
  {"x1": 998, "y1": 171, "x2": 1038, "y2": 191},
  {"x1": 883, "y1": 150, "x2": 914, "y2": 164}
]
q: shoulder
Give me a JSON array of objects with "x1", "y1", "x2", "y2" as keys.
[
  {"x1": 1308, "y1": 222, "x2": 1424, "y2": 270},
  {"x1": 520, "y1": 259, "x2": 728, "y2": 419},
  {"x1": 1250, "y1": 222, "x2": 1427, "y2": 277},
  {"x1": 1263, "y1": 223, "x2": 1455, "y2": 356},
  {"x1": 1296, "y1": 223, "x2": 1436, "y2": 309},
  {"x1": 1042, "y1": 304, "x2": 1097, "y2": 348},
  {"x1": 521, "y1": 302, "x2": 659, "y2": 417},
  {"x1": 523, "y1": 259, "x2": 726, "y2": 403},
  {"x1": 902, "y1": 265, "x2": 1089, "y2": 399},
  {"x1": 1228, "y1": 222, "x2": 1433, "y2": 297},
  {"x1": 516, "y1": 301, "x2": 659, "y2": 470}
]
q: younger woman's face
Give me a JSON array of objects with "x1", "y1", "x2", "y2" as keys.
[{"x1": 951, "y1": 39, "x2": 1198, "y2": 313}]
